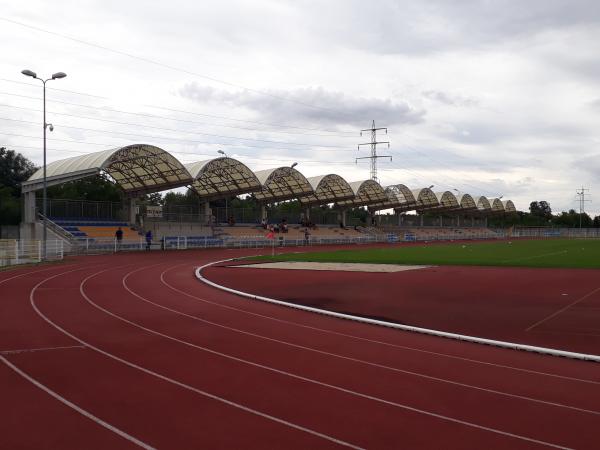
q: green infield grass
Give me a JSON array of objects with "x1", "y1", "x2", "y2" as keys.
[{"x1": 254, "y1": 238, "x2": 600, "y2": 269}]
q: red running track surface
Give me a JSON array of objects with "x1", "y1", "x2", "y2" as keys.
[
  {"x1": 0, "y1": 247, "x2": 599, "y2": 449},
  {"x1": 205, "y1": 262, "x2": 600, "y2": 355}
]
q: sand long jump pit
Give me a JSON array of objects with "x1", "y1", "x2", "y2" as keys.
[{"x1": 231, "y1": 261, "x2": 431, "y2": 273}]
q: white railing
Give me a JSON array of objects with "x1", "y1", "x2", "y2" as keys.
[{"x1": 0, "y1": 240, "x2": 64, "y2": 267}]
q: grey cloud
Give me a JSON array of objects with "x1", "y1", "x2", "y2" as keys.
[
  {"x1": 422, "y1": 90, "x2": 478, "y2": 107},
  {"x1": 574, "y1": 153, "x2": 600, "y2": 176},
  {"x1": 179, "y1": 83, "x2": 426, "y2": 127},
  {"x1": 298, "y1": 0, "x2": 600, "y2": 55}
]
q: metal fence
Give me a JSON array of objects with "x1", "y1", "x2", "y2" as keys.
[
  {"x1": 5, "y1": 227, "x2": 600, "y2": 266},
  {"x1": 0, "y1": 239, "x2": 64, "y2": 267},
  {"x1": 39, "y1": 199, "x2": 123, "y2": 220}
]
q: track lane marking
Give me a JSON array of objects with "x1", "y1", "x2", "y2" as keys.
[
  {"x1": 1, "y1": 345, "x2": 86, "y2": 355},
  {"x1": 31, "y1": 266, "x2": 362, "y2": 450},
  {"x1": 83, "y1": 265, "x2": 573, "y2": 449},
  {"x1": 0, "y1": 263, "x2": 78, "y2": 286},
  {"x1": 2, "y1": 264, "x2": 155, "y2": 450},
  {"x1": 526, "y1": 286, "x2": 600, "y2": 331},
  {"x1": 160, "y1": 263, "x2": 600, "y2": 386},
  {"x1": 119, "y1": 266, "x2": 600, "y2": 417},
  {"x1": 0, "y1": 355, "x2": 155, "y2": 450}
]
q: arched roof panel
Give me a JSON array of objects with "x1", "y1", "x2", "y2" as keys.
[
  {"x1": 185, "y1": 157, "x2": 261, "y2": 200},
  {"x1": 253, "y1": 167, "x2": 313, "y2": 202},
  {"x1": 476, "y1": 196, "x2": 492, "y2": 213},
  {"x1": 412, "y1": 188, "x2": 439, "y2": 210},
  {"x1": 503, "y1": 200, "x2": 516, "y2": 212},
  {"x1": 434, "y1": 191, "x2": 459, "y2": 210},
  {"x1": 369, "y1": 184, "x2": 416, "y2": 211},
  {"x1": 298, "y1": 174, "x2": 355, "y2": 206},
  {"x1": 456, "y1": 193, "x2": 477, "y2": 210},
  {"x1": 24, "y1": 144, "x2": 193, "y2": 194},
  {"x1": 336, "y1": 180, "x2": 387, "y2": 208},
  {"x1": 491, "y1": 198, "x2": 505, "y2": 213}
]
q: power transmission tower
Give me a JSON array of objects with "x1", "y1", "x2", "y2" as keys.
[
  {"x1": 356, "y1": 120, "x2": 391, "y2": 183},
  {"x1": 576, "y1": 186, "x2": 591, "y2": 228}
]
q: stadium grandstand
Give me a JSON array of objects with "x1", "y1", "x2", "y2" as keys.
[{"x1": 15, "y1": 142, "x2": 518, "y2": 258}]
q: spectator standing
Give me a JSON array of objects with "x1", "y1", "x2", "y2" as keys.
[
  {"x1": 145, "y1": 230, "x2": 153, "y2": 250},
  {"x1": 115, "y1": 227, "x2": 123, "y2": 249}
]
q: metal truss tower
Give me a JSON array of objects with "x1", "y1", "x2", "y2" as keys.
[
  {"x1": 576, "y1": 186, "x2": 590, "y2": 228},
  {"x1": 356, "y1": 120, "x2": 391, "y2": 183}
]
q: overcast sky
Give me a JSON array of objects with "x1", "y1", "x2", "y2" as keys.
[{"x1": 1, "y1": 0, "x2": 599, "y2": 214}]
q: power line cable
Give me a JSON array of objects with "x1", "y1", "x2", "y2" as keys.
[
  {"x1": 0, "y1": 17, "x2": 349, "y2": 116},
  {"x1": 0, "y1": 103, "x2": 349, "y2": 149},
  {"x1": 0, "y1": 90, "x2": 355, "y2": 138},
  {"x1": 0, "y1": 116, "x2": 350, "y2": 152}
]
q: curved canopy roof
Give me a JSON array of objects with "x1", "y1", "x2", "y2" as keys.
[
  {"x1": 185, "y1": 157, "x2": 261, "y2": 201},
  {"x1": 413, "y1": 188, "x2": 439, "y2": 211},
  {"x1": 336, "y1": 180, "x2": 387, "y2": 208},
  {"x1": 475, "y1": 196, "x2": 492, "y2": 213},
  {"x1": 502, "y1": 200, "x2": 516, "y2": 213},
  {"x1": 456, "y1": 193, "x2": 477, "y2": 212},
  {"x1": 433, "y1": 191, "x2": 459, "y2": 211},
  {"x1": 491, "y1": 198, "x2": 506, "y2": 213},
  {"x1": 253, "y1": 167, "x2": 313, "y2": 202},
  {"x1": 368, "y1": 184, "x2": 416, "y2": 212},
  {"x1": 21, "y1": 142, "x2": 518, "y2": 216},
  {"x1": 23, "y1": 144, "x2": 192, "y2": 194},
  {"x1": 298, "y1": 174, "x2": 355, "y2": 206}
]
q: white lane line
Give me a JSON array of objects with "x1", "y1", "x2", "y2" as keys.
[
  {"x1": 197, "y1": 259, "x2": 600, "y2": 363},
  {"x1": 120, "y1": 266, "x2": 600, "y2": 417},
  {"x1": 161, "y1": 264, "x2": 600, "y2": 386},
  {"x1": 85, "y1": 266, "x2": 571, "y2": 449},
  {"x1": 0, "y1": 264, "x2": 75, "y2": 286},
  {"x1": 1, "y1": 345, "x2": 86, "y2": 355},
  {"x1": 3, "y1": 264, "x2": 155, "y2": 450},
  {"x1": 526, "y1": 286, "x2": 600, "y2": 331},
  {"x1": 0, "y1": 355, "x2": 155, "y2": 450},
  {"x1": 34, "y1": 266, "x2": 362, "y2": 450}
]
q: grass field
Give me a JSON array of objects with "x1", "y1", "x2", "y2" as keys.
[{"x1": 256, "y1": 239, "x2": 600, "y2": 269}]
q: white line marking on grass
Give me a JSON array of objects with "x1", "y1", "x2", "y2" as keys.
[
  {"x1": 1, "y1": 345, "x2": 85, "y2": 355},
  {"x1": 500, "y1": 250, "x2": 568, "y2": 264},
  {"x1": 32, "y1": 266, "x2": 362, "y2": 450},
  {"x1": 160, "y1": 264, "x2": 600, "y2": 386},
  {"x1": 120, "y1": 266, "x2": 600, "y2": 416},
  {"x1": 526, "y1": 287, "x2": 600, "y2": 332},
  {"x1": 197, "y1": 259, "x2": 600, "y2": 364}
]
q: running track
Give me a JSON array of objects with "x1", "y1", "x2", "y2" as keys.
[{"x1": 1, "y1": 248, "x2": 599, "y2": 449}]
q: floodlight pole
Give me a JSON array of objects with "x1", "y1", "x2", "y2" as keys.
[{"x1": 21, "y1": 70, "x2": 67, "y2": 260}]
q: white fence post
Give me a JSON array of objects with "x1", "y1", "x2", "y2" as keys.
[{"x1": 15, "y1": 240, "x2": 19, "y2": 265}]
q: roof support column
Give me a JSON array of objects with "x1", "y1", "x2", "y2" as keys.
[
  {"x1": 201, "y1": 201, "x2": 211, "y2": 225},
  {"x1": 127, "y1": 197, "x2": 137, "y2": 225},
  {"x1": 261, "y1": 205, "x2": 267, "y2": 221},
  {"x1": 22, "y1": 191, "x2": 36, "y2": 223}
]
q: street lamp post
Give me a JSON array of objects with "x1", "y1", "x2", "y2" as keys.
[
  {"x1": 217, "y1": 150, "x2": 228, "y2": 221},
  {"x1": 21, "y1": 69, "x2": 67, "y2": 260}
]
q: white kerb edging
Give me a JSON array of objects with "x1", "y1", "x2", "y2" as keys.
[{"x1": 195, "y1": 259, "x2": 600, "y2": 363}]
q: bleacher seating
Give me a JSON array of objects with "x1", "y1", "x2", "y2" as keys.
[
  {"x1": 217, "y1": 224, "x2": 365, "y2": 240},
  {"x1": 51, "y1": 218, "x2": 138, "y2": 240}
]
